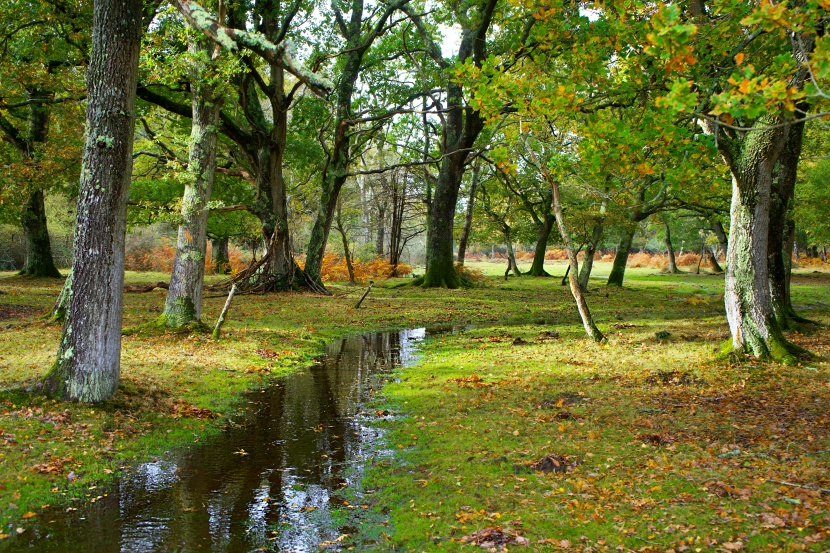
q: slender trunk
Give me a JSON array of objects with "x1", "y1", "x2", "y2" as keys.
[
  {"x1": 20, "y1": 189, "x2": 61, "y2": 277},
  {"x1": 305, "y1": 34, "x2": 366, "y2": 283},
  {"x1": 163, "y1": 38, "x2": 221, "y2": 327},
  {"x1": 335, "y1": 199, "x2": 356, "y2": 284},
  {"x1": 375, "y1": 205, "x2": 386, "y2": 257},
  {"x1": 456, "y1": 164, "x2": 480, "y2": 265},
  {"x1": 607, "y1": 224, "x2": 636, "y2": 287},
  {"x1": 211, "y1": 237, "x2": 231, "y2": 274},
  {"x1": 663, "y1": 219, "x2": 678, "y2": 274},
  {"x1": 537, "y1": 156, "x2": 603, "y2": 342},
  {"x1": 527, "y1": 214, "x2": 555, "y2": 277},
  {"x1": 505, "y1": 239, "x2": 521, "y2": 276},
  {"x1": 578, "y1": 201, "x2": 606, "y2": 290},
  {"x1": 46, "y1": 0, "x2": 143, "y2": 402}
]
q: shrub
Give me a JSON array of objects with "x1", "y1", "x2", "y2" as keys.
[{"x1": 315, "y1": 252, "x2": 412, "y2": 282}]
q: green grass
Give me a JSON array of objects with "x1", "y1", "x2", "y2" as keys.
[
  {"x1": 0, "y1": 263, "x2": 828, "y2": 549},
  {"x1": 361, "y1": 269, "x2": 830, "y2": 552}
]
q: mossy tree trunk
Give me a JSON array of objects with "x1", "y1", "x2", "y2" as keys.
[
  {"x1": 423, "y1": 155, "x2": 466, "y2": 288},
  {"x1": 769, "y1": 113, "x2": 808, "y2": 328},
  {"x1": 716, "y1": 117, "x2": 801, "y2": 362},
  {"x1": 607, "y1": 223, "x2": 637, "y2": 287},
  {"x1": 46, "y1": 0, "x2": 143, "y2": 402},
  {"x1": 163, "y1": 36, "x2": 222, "y2": 327},
  {"x1": 20, "y1": 189, "x2": 61, "y2": 277},
  {"x1": 527, "y1": 213, "x2": 555, "y2": 277}
]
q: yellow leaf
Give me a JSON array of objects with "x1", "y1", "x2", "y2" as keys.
[
  {"x1": 22, "y1": 512, "x2": 36, "y2": 519},
  {"x1": 739, "y1": 79, "x2": 751, "y2": 93},
  {"x1": 735, "y1": 52, "x2": 744, "y2": 65}
]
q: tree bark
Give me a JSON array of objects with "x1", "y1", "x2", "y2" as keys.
[
  {"x1": 211, "y1": 237, "x2": 231, "y2": 274},
  {"x1": 527, "y1": 214, "x2": 555, "y2": 277},
  {"x1": 456, "y1": 164, "x2": 480, "y2": 265},
  {"x1": 423, "y1": 161, "x2": 464, "y2": 287},
  {"x1": 163, "y1": 36, "x2": 222, "y2": 327},
  {"x1": 718, "y1": 119, "x2": 800, "y2": 362},
  {"x1": 20, "y1": 189, "x2": 62, "y2": 277},
  {"x1": 607, "y1": 224, "x2": 636, "y2": 287},
  {"x1": 46, "y1": 0, "x2": 143, "y2": 402},
  {"x1": 707, "y1": 247, "x2": 723, "y2": 273},
  {"x1": 663, "y1": 219, "x2": 678, "y2": 274}
]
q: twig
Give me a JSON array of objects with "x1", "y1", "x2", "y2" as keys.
[
  {"x1": 354, "y1": 281, "x2": 374, "y2": 309},
  {"x1": 212, "y1": 284, "x2": 237, "y2": 339},
  {"x1": 767, "y1": 479, "x2": 830, "y2": 494}
]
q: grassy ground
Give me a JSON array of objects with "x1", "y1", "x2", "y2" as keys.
[
  {"x1": 364, "y1": 265, "x2": 830, "y2": 552},
  {"x1": 0, "y1": 261, "x2": 828, "y2": 550}
]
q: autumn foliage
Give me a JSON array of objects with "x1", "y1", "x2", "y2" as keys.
[
  {"x1": 124, "y1": 238, "x2": 249, "y2": 274},
  {"x1": 314, "y1": 252, "x2": 412, "y2": 282}
]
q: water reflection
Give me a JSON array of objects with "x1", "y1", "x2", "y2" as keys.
[{"x1": 13, "y1": 328, "x2": 427, "y2": 553}]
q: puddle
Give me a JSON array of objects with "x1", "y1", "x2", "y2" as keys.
[{"x1": 9, "y1": 328, "x2": 429, "y2": 552}]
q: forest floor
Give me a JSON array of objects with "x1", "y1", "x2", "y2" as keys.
[{"x1": 0, "y1": 261, "x2": 828, "y2": 551}]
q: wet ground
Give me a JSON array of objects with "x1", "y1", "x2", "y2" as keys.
[{"x1": 10, "y1": 328, "x2": 428, "y2": 552}]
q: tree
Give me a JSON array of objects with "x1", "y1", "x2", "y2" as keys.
[
  {"x1": 405, "y1": 0, "x2": 503, "y2": 288},
  {"x1": 649, "y1": 1, "x2": 826, "y2": 361},
  {"x1": 302, "y1": 0, "x2": 413, "y2": 284},
  {"x1": 0, "y1": 0, "x2": 89, "y2": 277},
  {"x1": 45, "y1": 0, "x2": 145, "y2": 402}
]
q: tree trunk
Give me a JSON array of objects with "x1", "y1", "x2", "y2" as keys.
[
  {"x1": 422, "y1": 157, "x2": 464, "y2": 288},
  {"x1": 163, "y1": 37, "x2": 221, "y2": 327},
  {"x1": 707, "y1": 248, "x2": 723, "y2": 273},
  {"x1": 663, "y1": 219, "x2": 678, "y2": 274},
  {"x1": 456, "y1": 164, "x2": 480, "y2": 265},
  {"x1": 46, "y1": 0, "x2": 143, "y2": 402},
  {"x1": 720, "y1": 121, "x2": 801, "y2": 363},
  {"x1": 505, "y1": 239, "x2": 521, "y2": 277},
  {"x1": 335, "y1": 198, "x2": 356, "y2": 284},
  {"x1": 607, "y1": 224, "x2": 636, "y2": 287},
  {"x1": 712, "y1": 220, "x2": 728, "y2": 260},
  {"x1": 211, "y1": 237, "x2": 231, "y2": 274},
  {"x1": 768, "y1": 118, "x2": 808, "y2": 328},
  {"x1": 578, "y1": 201, "x2": 606, "y2": 290},
  {"x1": 20, "y1": 189, "x2": 61, "y2": 277},
  {"x1": 527, "y1": 214, "x2": 555, "y2": 277}
]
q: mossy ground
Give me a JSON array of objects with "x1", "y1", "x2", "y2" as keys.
[
  {"x1": 363, "y1": 264, "x2": 830, "y2": 552},
  {"x1": 0, "y1": 261, "x2": 828, "y2": 550}
]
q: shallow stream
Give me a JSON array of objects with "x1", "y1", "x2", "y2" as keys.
[{"x1": 12, "y1": 328, "x2": 429, "y2": 552}]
